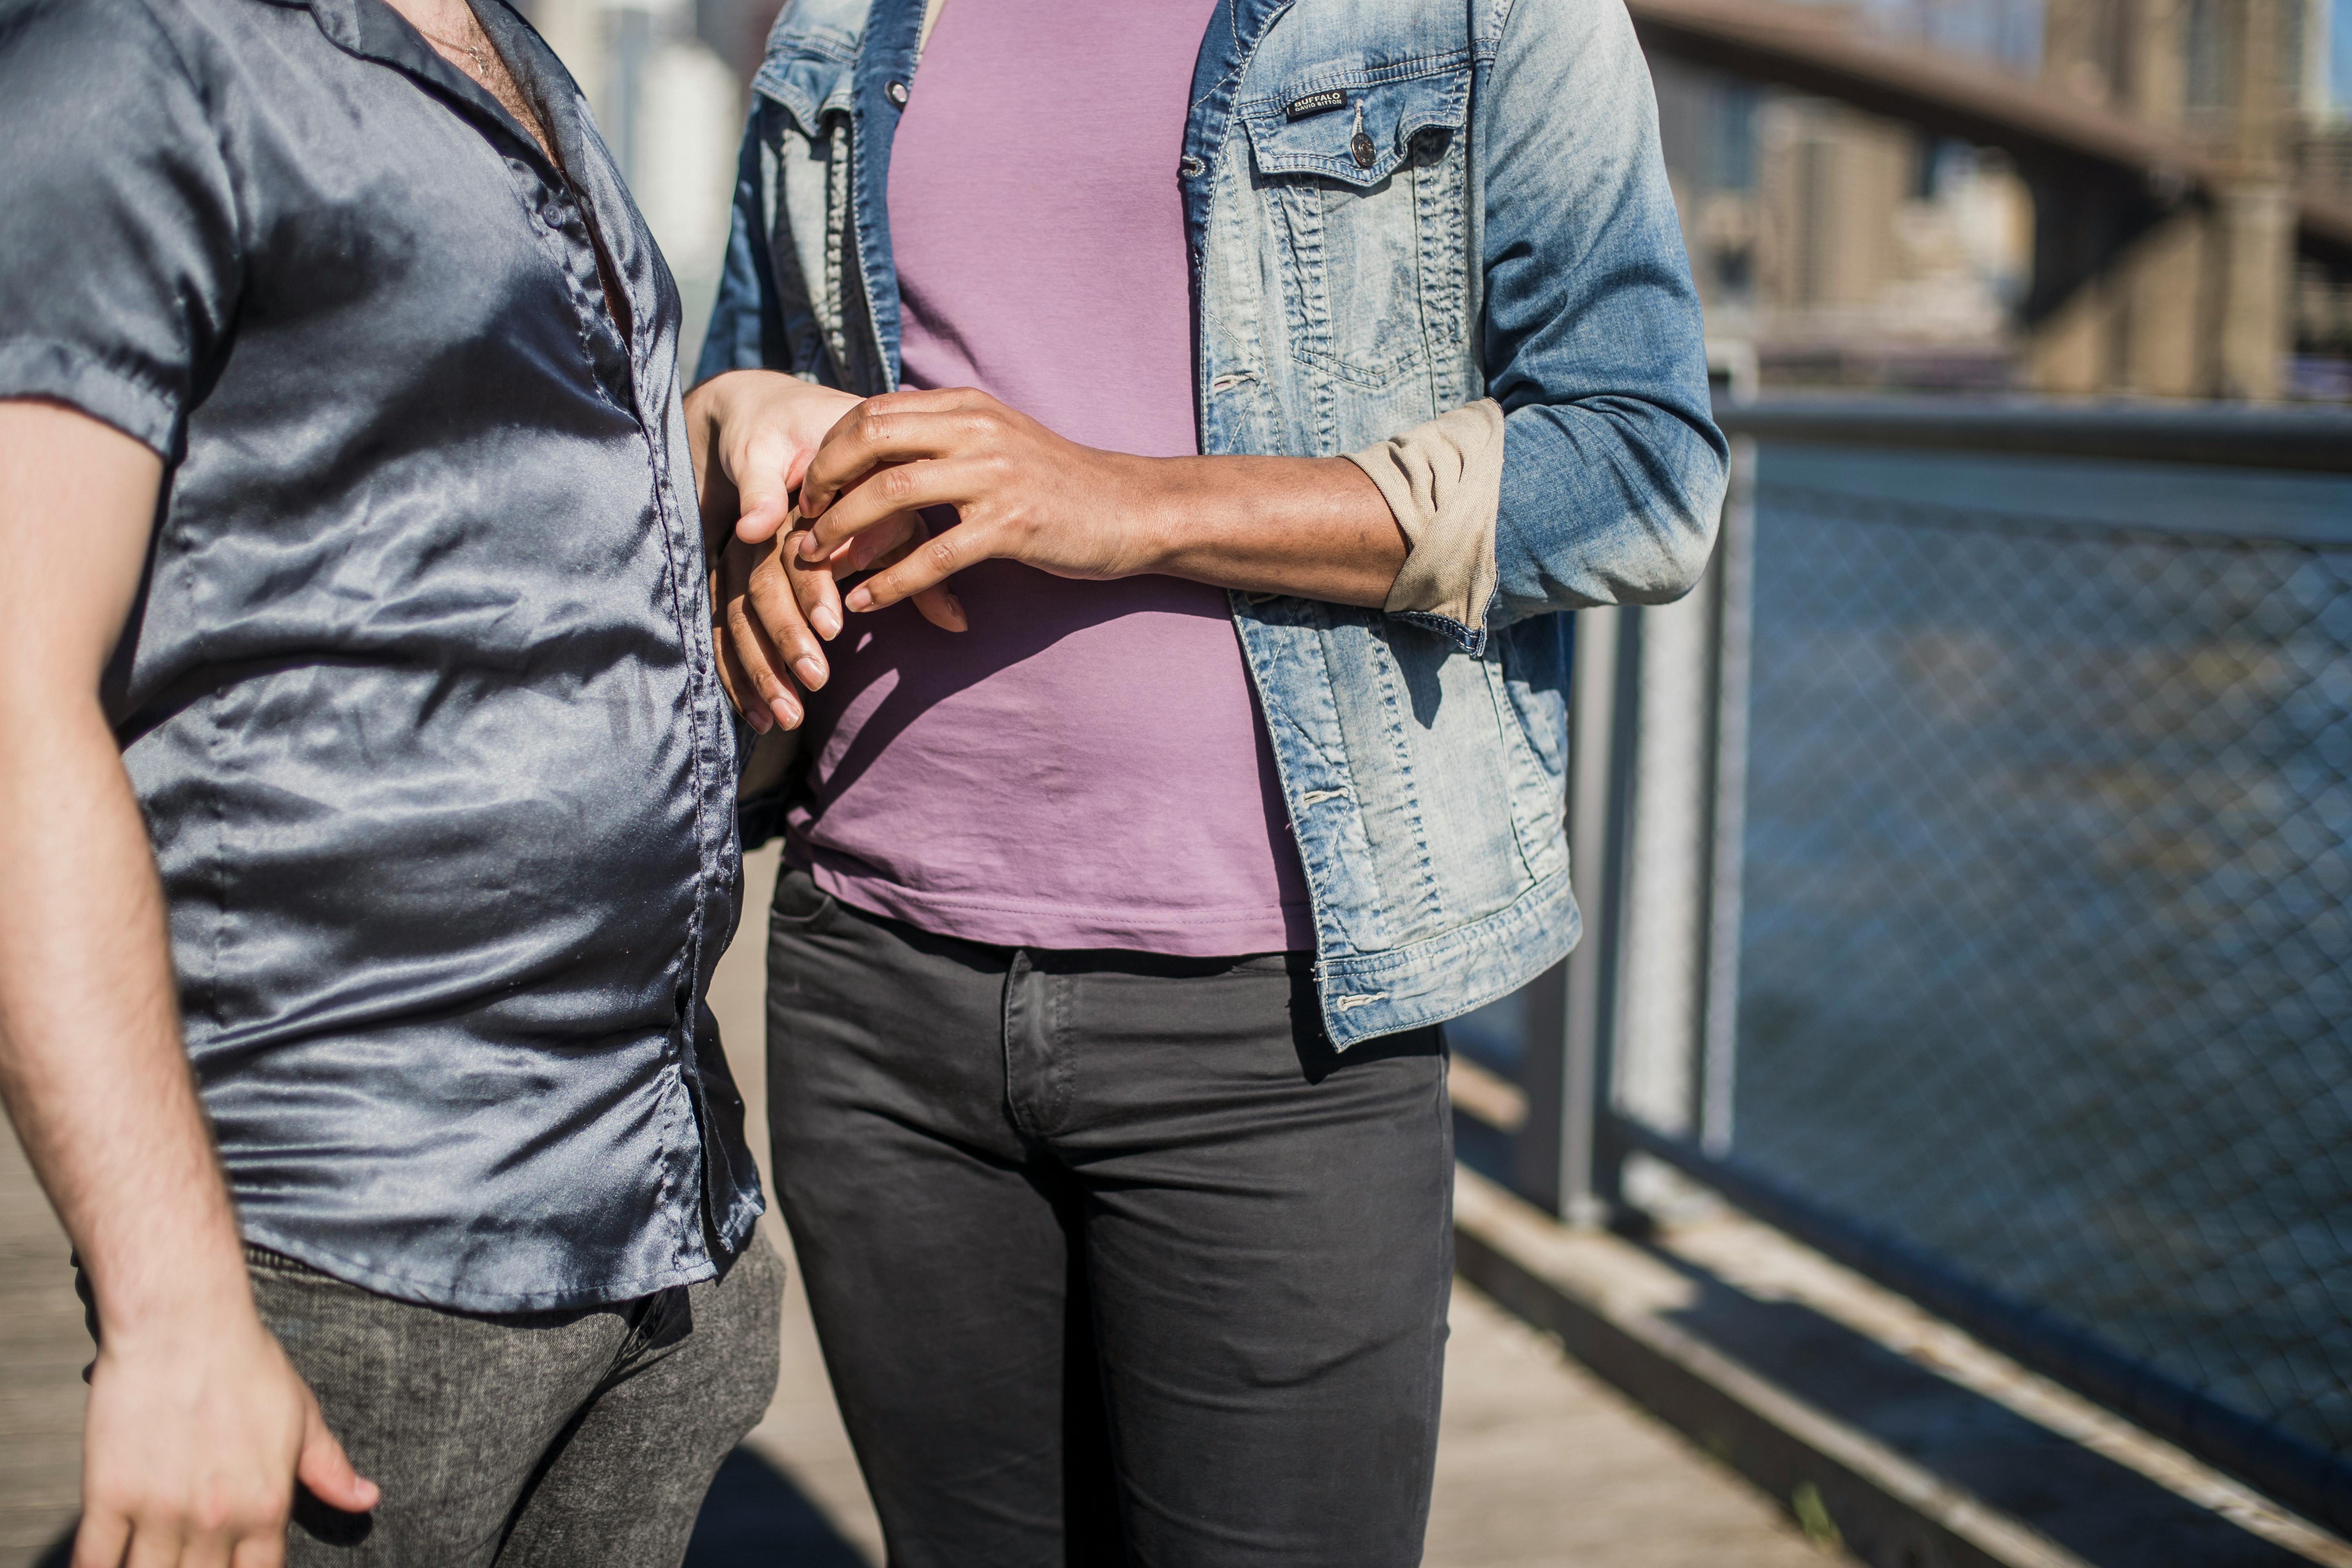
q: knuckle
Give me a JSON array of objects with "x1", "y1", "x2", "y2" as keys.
[
  {"x1": 748, "y1": 572, "x2": 794, "y2": 613},
  {"x1": 878, "y1": 465, "x2": 917, "y2": 501},
  {"x1": 922, "y1": 536, "x2": 960, "y2": 573}
]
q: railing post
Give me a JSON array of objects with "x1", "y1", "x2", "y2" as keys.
[
  {"x1": 1558, "y1": 605, "x2": 1640, "y2": 1227},
  {"x1": 1690, "y1": 433, "x2": 1755, "y2": 1158},
  {"x1": 1510, "y1": 958, "x2": 1569, "y2": 1215}
]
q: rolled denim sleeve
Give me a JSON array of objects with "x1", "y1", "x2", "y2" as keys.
[
  {"x1": 1346, "y1": 398, "x2": 1506, "y2": 634},
  {"x1": 0, "y1": 0, "x2": 240, "y2": 457},
  {"x1": 1479, "y1": 0, "x2": 1728, "y2": 627}
]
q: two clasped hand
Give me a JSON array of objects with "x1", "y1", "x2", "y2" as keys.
[
  {"x1": 691, "y1": 372, "x2": 1405, "y2": 734},
  {"x1": 789, "y1": 388, "x2": 1174, "y2": 613},
  {"x1": 688, "y1": 372, "x2": 966, "y2": 734}
]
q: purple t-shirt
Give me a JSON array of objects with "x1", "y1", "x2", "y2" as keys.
[{"x1": 786, "y1": 0, "x2": 1312, "y2": 955}]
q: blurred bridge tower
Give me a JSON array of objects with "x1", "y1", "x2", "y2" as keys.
[
  {"x1": 1630, "y1": 0, "x2": 2352, "y2": 400},
  {"x1": 2031, "y1": 0, "x2": 2313, "y2": 397}
]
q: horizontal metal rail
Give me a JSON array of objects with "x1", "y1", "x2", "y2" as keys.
[
  {"x1": 1712, "y1": 394, "x2": 2352, "y2": 473},
  {"x1": 1608, "y1": 1112, "x2": 2352, "y2": 1539}
]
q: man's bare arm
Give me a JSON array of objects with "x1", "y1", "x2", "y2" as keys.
[{"x1": 0, "y1": 399, "x2": 374, "y2": 1568}]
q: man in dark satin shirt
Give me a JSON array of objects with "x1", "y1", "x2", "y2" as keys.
[{"x1": 0, "y1": 0, "x2": 782, "y2": 1563}]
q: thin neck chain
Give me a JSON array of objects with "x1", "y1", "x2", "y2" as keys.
[
  {"x1": 414, "y1": 8, "x2": 489, "y2": 68},
  {"x1": 413, "y1": 9, "x2": 553, "y2": 161}
]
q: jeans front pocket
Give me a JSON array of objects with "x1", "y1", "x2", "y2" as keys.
[{"x1": 769, "y1": 865, "x2": 838, "y2": 930}]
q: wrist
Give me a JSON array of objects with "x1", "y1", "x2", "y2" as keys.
[
  {"x1": 85, "y1": 1230, "x2": 257, "y2": 1343},
  {"x1": 1122, "y1": 454, "x2": 1200, "y2": 577},
  {"x1": 684, "y1": 370, "x2": 744, "y2": 443}
]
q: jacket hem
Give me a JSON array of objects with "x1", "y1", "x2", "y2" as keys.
[{"x1": 1316, "y1": 866, "x2": 1579, "y2": 1049}]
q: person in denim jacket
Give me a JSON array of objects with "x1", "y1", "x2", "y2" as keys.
[{"x1": 688, "y1": 0, "x2": 1725, "y2": 1560}]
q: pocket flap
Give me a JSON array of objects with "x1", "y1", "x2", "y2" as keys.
[
  {"x1": 752, "y1": 29, "x2": 860, "y2": 135},
  {"x1": 1239, "y1": 64, "x2": 1470, "y2": 188}
]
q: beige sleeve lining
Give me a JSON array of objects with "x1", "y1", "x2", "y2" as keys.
[{"x1": 1343, "y1": 397, "x2": 1506, "y2": 633}]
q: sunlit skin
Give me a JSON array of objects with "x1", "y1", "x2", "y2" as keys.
[
  {"x1": 685, "y1": 371, "x2": 1409, "y2": 734},
  {"x1": 0, "y1": 401, "x2": 379, "y2": 1568}
]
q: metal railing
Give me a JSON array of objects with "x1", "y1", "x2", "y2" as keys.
[{"x1": 1477, "y1": 394, "x2": 2352, "y2": 1535}]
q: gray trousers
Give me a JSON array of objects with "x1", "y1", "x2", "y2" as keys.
[
  {"x1": 81, "y1": 1231, "x2": 784, "y2": 1566},
  {"x1": 765, "y1": 868, "x2": 1455, "y2": 1568}
]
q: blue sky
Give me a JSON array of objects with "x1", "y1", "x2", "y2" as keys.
[{"x1": 2335, "y1": 0, "x2": 2351, "y2": 109}]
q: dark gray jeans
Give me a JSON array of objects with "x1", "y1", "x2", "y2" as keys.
[
  {"x1": 765, "y1": 869, "x2": 1454, "y2": 1568},
  {"x1": 86, "y1": 1232, "x2": 784, "y2": 1566}
]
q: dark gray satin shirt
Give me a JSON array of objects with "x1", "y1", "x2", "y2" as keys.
[{"x1": 0, "y1": 0, "x2": 760, "y2": 1310}]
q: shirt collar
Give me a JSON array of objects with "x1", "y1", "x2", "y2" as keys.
[{"x1": 287, "y1": 0, "x2": 565, "y2": 181}]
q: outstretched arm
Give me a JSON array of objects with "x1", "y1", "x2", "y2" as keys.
[{"x1": 0, "y1": 399, "x2": 374, "y2": 1568}]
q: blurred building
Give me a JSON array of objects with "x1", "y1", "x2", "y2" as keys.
[
  {"x1": 1653, "y1": 0, "x2": 2352, "y2": 398},
  {"x1": 2033, "y1": 0, "x2": 2339, "y2": 396},
  {"x1": 1659, "y1": 57, "x2": 2033, "y2": 390},
  {"x1": 521, "y1": 0, "x2": 762, "y2": 365},
  {"x1": 2296, "y1": 87, "x2": 2352, "y2": 394}
]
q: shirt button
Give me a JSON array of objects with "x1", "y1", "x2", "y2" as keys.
[
  {"x1": 1180, "y1": 155, "x2": 1207, "y2": 178},
  {"x1": 884, "y1": 80, "x2": 909, "y2": 107}
]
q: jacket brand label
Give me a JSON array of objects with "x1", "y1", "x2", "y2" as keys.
[{"x1": 1284, "y1": 88, "x2": 1348, "y2": 120}]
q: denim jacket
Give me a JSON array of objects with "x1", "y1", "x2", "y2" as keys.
[{"x1": 699, "y1": 0, "x2": 1727, "y2": 1048}]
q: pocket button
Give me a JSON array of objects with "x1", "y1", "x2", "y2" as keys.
[{"x1": 1351, "y1": 131, "x2": 1377, "y2": 169}]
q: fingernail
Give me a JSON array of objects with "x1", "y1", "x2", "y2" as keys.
[
  {"x1": 943, "y1": 593, "x2": 967, "y2": 630},
  {"x1": 846, "y1": 586, "x2": 873, "y2": 613},
  {"x1": 770, "y1": 696, "x2": 801, "y2": 730},
  {"x1": 793, "y1": 655, "x2": 826, "y2": 688},
  {"x1": 746, "y1": 704, "x2": 772, "y2": 734},
  {"x1": 813, "y1": 606, "x2": 842, "y2": 639},
  {"x1": 797, "y1": 532, "x2": 824, "y2": 560}
]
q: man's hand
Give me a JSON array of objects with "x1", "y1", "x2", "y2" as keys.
[
  {"x1": 792, "y1": 387, "x2": 1408, "y2": 614},
  {"x1": 685, "y1": 371, "x2": 963, "y2": 734},
  {"x1": 686, "y1": 371, "x2": 859, "y2": 732},
  {"x1": 0, "y1": 398, "x2": 376, "y2": 1568},
  {"x1": 78, "y1": 1308, "x2": 374, "y2": 1567}
]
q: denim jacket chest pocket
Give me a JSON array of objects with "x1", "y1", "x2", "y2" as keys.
[{"x1": 1236, "y1": 59, "x2": 1474, "y2": 424}]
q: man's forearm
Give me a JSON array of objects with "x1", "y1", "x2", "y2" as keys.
[
  {"x1": 0, "y1": 697, "x2": 253, "y2": 1334},
  {"x1": 0, "y1": 400, "x2": 252, "y2": 1338},
  {"x1": 2, "y1": 327, "x2": 370, "y2": 1568}
]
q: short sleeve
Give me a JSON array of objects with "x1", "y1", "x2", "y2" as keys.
[{"x1": 0, "y1": 0, "x2": 241, "y2": 456}]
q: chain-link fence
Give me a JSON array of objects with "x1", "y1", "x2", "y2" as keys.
[
  {"x1": 1472, "y1": 405, "x2": 2352, "y2": 1534},
  {"x1": 1737, "y1": 464, "x2": 2352, "y2": 1450}
]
